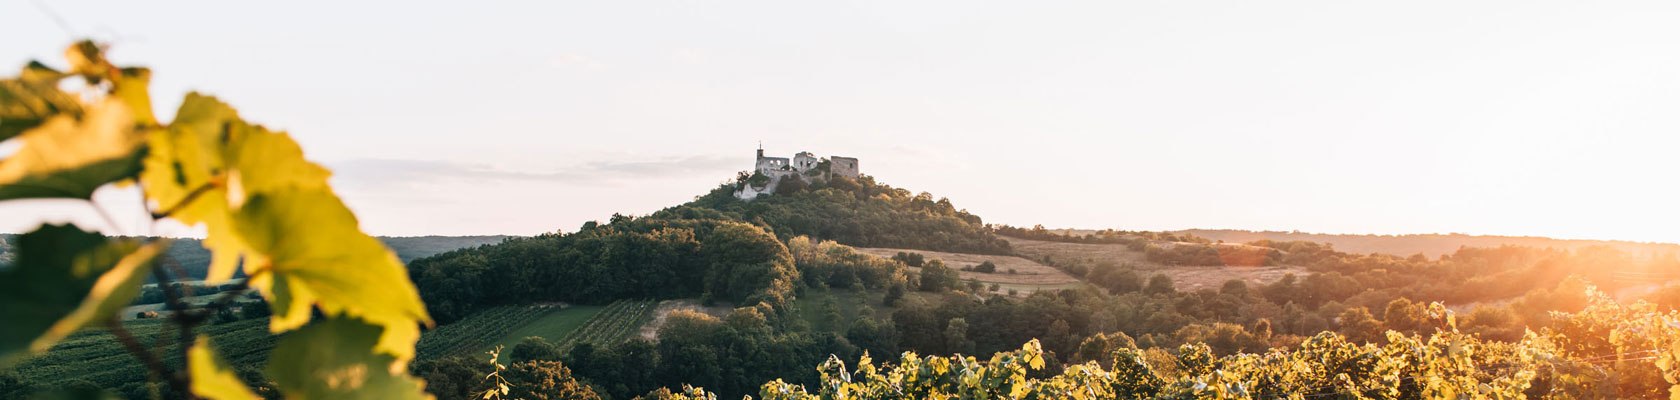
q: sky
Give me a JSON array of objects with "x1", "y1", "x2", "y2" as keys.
[{"x1": 3, "y1": 1, "x2": 1680, "y2": 243}]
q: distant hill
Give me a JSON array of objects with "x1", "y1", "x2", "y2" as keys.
[
  {"x1": 1174, "y1": 229, "x2": 1680, "y2": 259},
  {"x1": 688, "y1": 175, "x2": 1010, "y2": 254},
  {"x1": 0, "y1": 234, "x2": 511, "y2": 280}
]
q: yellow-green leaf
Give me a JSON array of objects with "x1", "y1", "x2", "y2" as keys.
[
  {"x1": 64, "y1": 41, "x2": 110, "y2": 81},
  {"x1": 224, "y1": 121, "x2": 331, "y2": 198},
  {"x1": 0, "y1": 224, "x2": 163, "y2": 368},
  {"x1": 189, "y1": 336, "x2": 262, "y2": 400},
  {"x1": 0, "y1": 61, "x2": 81, "y2": 141},
  {"x1": 0, "y1": 99, "x2": 144, "y2": 200},
  {"x1": 111, "y1": 67, "x2": 157, "y2": 127},
  {"x1": 266, "y1": 316, "x2": 432, "y2": 400},
  {"x1": 236, "y1": 188, "x2": 431, "y2": 363},
  {"x1": 141, "y1": 93, "x2": 244, "y2": 281}
]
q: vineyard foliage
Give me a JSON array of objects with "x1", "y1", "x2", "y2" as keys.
[
  {"x1": 0, "y1": 41, "x2": 433, "y2": 398},
  {"x1": 653, "y1": 294, "x2": 1680, "y2": 400},
  {"x1": 555, "y1": 300, "x2": 656, "y2": 349},
  {"x1": 417, "y1": 305, "x2": 560, "y2": 359}
]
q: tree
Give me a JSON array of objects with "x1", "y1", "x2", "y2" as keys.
[
  {"x1": 944, "y1": 318, "x2": 975, "y2": 355},
  {"x1": 503, "y1": 360, "x2": 603, "y2": 400},
  {"x1": 413, "y1": 355, "x2": 495, "y2": 400},
  {"x1": 1043, "y1": 319, "x2": 1074, "y2": 355},
  {"x1": 1383, "y1": 298, "x2": 1427, "y2": 333},
  {"x1": 1219, "y1": 279, "x2": 1250, "y2": 298},
  {"x1": 511, "y1": 336, "x2": 564, "y2": 363},
  {"x1": 1336, "y1": 307, "x2": 1385, "y2": 344},
  {"x1": 883, "y1": 282, "x2": 906, "y2": 306},
  {"x1": 1145, "y1": 274, "x2": 1176, "y2": 295},
  {"x1": 919, "y1": 260, "x2": 960, "y2": 292}
]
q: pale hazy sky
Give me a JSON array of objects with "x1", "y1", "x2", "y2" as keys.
[{"x1": 4, "y1": 1, "x2": 1680, "y2": 243}]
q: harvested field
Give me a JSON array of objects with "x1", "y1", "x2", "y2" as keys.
[
  {"x1": 1155, "y1": 266, "x2": 1306, "y2": 292},
  {"x1": 1003, "y1": 237, "x2": 1158, "y2": 267},
  {"x1": 853, "y1": 247, "x2": 1083, "y2": 296},
  {"x1": 1004, "y1": 237, "x2": 1306, "y2": 291}
]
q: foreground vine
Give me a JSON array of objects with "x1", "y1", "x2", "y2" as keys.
[{"x1": 0, "y1": 41, "x2": 433, "y2": 399}]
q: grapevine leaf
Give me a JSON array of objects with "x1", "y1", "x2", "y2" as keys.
[
  {"x1": 141, "y1": 93, "x2": 244, "y2": 281},
  {"x1": 236, "y1": 188, "x2": 431, "y2": 364},
  {"x1": 0, "y1": 224, "x2": 163, "y2": 368},
  {"x1": 188, "y1": 336, "x2": 261, "y2": 400},
  {"x1": 64, "y1": 41, "x2": 110, "y2": 82},
  {"x1": 112, "y1": 67, "x2": 157, "y2": 127},
  {"x1": 0, "y1": 99, "x2": 144, "y2": 200},
  {"x1": 224, "y1": 121, "x2": 332, "y2": 197},
  {"x1": 266, "y1": 316, "x2": 432, "y2": 400},
  {"x1": 0, "y1": 61, "x2": 81, "y2": 141}
]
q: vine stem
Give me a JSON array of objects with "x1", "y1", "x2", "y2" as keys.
[
  {"x1": 146, "y1": 255, "x2": 202, "y2": 400},
  {"x1": 150, "y1": 179, "x2": 221, "y2": 220}
]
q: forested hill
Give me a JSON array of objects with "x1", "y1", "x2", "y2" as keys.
[
  {"x1": 0, "y1": 234, "x2": 509, "y2": 280},
  {"x1": 687, "y1": 174, "x2": 1010, "y2": 254},
  {"x1": 1175, "y1": 229, "x2": 1680, "y2": 258},
  {"x1": 407, "y1": 174, "x2": 1004, "y2": 322},
  {"x1": 409, "y1": 207, "x2": 798, "y2": 322}
]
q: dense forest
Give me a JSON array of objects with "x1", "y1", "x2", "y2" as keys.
[{"x1": 409, "y1": 207, "x2": 799, "y2": 323}]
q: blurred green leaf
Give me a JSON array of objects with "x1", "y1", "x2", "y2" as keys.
[
  {"x1": 266, "y1": 316, "x2": 431, "y2": 400},
  {"x1": 0, "y1": 224, "x2": 163, "y2": 368},
  {"x1": 0, "y1": 61, "x2": 81, "y2": 142},
  {"x1": 0, "y1": 99, "x2": 144, "y2": 200}
]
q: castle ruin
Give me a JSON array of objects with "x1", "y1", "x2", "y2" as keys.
[{"x1": 735, "y1": 145, "x2": 860, "y2": 200}]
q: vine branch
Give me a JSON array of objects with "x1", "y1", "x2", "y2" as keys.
[{"x1": 150, "y1": 180, "x2": 221, "y2": 220}]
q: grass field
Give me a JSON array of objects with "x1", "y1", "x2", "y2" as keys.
[
  {"x1": 789, "y1": 288, "x2": 954, "y2": 333},
  {"x1": 854, "y1": 246, "x2": 1083, "y2": 295},
  {"x1": 1003, "y1": 237, "x2": 1306, "y2": 291},
  {"x1": 484, "y1": 304, "x2": 605, "y2": 355}
]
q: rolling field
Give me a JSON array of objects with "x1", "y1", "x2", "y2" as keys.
[
  {"x1": 484, "y1": 304, "x2": 605, "y2": 355},
  {"x1": 13, "y1": 318, "x2": 274, "y2": 389},
  {"x1": 417, "y1": 304, "x2": 567, "y2": 359},
  {"x1": 853, "y1": 247, "x2": 1083, "y2": 295},
  {"x1": 1003, "y1": 237, "x2": 1306, "y2": 291},
  {"x1": 418, "y1": 300, "x2": 656, "y2": 363}
]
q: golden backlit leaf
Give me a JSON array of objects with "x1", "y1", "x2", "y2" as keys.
[
  {"x1": 188, "y1": 336, "x2": 262, "y2": 400},
  {"x1": 267, "y1": 317, "x2": 431, "y2": 400},
  {"x1": 236, "y1": 188, "x2": 431, "y2": 365},
  {"x1": 0, "y1": 99, "x2": 144, "y2": 200}
]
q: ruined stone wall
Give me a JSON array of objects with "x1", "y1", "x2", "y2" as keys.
[{"x1": 830, "y1": 156, "x2": 860, "y2": 179}]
